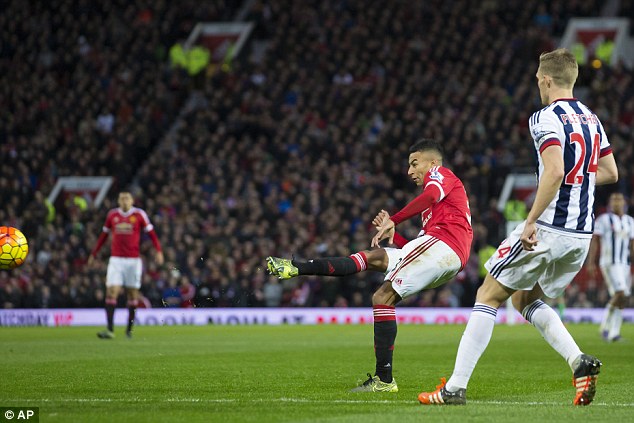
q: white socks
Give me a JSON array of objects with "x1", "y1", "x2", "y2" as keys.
[
  {"x1": 609, "y1": 308, "x2": 623, "y2": 340},
  {"x1": 600, "y1": 304, "x2": 614, "y2": 334},
  {"x1": 601, "y1": 302, "x2": 624, "y2": 340},
  {"x1": 446, "y1": 303, "x2": 497, "y2": 391},
  {"x1": 445, "y1": 299, "x2": 590, "y2": 392},
  {"x1": 523, "y1": 300, "x2": 582, "y2": 370}
]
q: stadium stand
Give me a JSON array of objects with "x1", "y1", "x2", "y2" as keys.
[{"x1": 1, "y1": 0, "x2": 632, "y2": 309}]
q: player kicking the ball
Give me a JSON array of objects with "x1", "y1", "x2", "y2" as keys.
[
  {"x1": 267, "y1": 139, "x2": 473, "y2": 393},
  {"x1": 418, "y1": 49, "x2": 618, "y2": 406}
]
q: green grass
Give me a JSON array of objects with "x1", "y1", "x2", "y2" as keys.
[{"x1": 0, "y1": 323, "x2": 632, "y2": 422}]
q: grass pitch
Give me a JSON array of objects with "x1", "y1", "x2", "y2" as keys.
[{"x1": 0, "y1": 322, "x2": 632, "y2": 422}]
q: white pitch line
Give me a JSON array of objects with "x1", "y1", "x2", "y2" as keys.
[{"x1": 10, "y1": 398, "x2": 634, "y2": 407}]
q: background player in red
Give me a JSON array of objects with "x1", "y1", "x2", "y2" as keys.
[
  {"x1": 267, "y1": 139, "x2": 473, "y2": 392},
  {"x1": 88, "y1": 191, "x2": 164, "y2": 339}
]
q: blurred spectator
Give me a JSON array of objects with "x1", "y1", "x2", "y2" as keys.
[
  {"x1": 162, "y1": 276, "x2": 183, "y2": 308},
  {"x1": 263, "y1": 279, "x2": 283, "y2": 307}
]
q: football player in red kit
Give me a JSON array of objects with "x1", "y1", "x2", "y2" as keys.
[
  {"x1": 267, "y1": 139, "x2": 473, "y2": 392},
  {"x1": 89, "y1": 192, "x2": 163, "y2": 339}
]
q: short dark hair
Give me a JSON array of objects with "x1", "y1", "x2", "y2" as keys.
[{"x1": 409, "y1": 139, "x2": 443, "y2": 158}]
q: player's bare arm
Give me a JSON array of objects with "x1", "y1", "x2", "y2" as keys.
[
  {"x1": 521, "y1": 145, "x2": 564, "y2": 251},
  {"x1": 595, "y1": 153, "x2": 618, "y2": 186}
]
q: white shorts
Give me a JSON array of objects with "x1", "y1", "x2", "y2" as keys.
[
  {"x1": 106, "y1": 257, "x2": 143, "y2": 289},
  {"x1": 485, "y1": 222, "x2": 590, "y2": 298},
  {"x1": 600, "y1": 264, "x2": 632, "y2": 296},
  {"x1": 384, "y1": 235, "x2": 462, "y2": 299}
]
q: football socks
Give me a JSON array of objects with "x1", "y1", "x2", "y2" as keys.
[
  {"x1": 105, "y1": 298, "x2": 116, "y2": 332},
  {"x1": 293, "y1": 253, "x2": 367, "y2": 276},
  {"x1": 373, "y1": 305, "x2": 397, "y2": 383},
  {"x1": 608, "y1": 308, "x2": 622, "y2": 341},
  {"x1": 523, "y1": 299, "x2": 582, "y2": 370},
  {"x1": 446, "y1": 303, "x2": 497, "y2": 391}
]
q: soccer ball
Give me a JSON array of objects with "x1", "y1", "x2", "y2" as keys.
[{"x1": 0, "y1": 226, "x2": 29, "y2": 270}]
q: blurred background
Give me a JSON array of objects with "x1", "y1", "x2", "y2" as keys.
[{"x1": 1, "y1": 0, "x2": 632, "y2": 311}]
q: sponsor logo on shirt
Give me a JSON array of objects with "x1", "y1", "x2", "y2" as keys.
[
  {"x1": 114, "y1": 222, "x2": 134, "y2": 234},
  {"x1": 422, "y1": 211, "x2": 432, "y2": 228}
]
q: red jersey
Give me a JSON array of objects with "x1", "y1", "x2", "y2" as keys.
[
  {"x1": 390, "y1": 166, "x2": 473, "y2": 267},
  {"x1": 91, "y1": 207, "x2": 162, "y2": 258}
]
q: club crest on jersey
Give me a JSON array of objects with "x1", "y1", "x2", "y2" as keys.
[{"x1": 428, "y1": 167, "x2": 443, "y2": 182}]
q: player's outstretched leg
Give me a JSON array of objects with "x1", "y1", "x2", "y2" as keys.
[
  {"x1": 350, "y1": 373, "x2": 398, "y2": 393},
  {"x1": 418, "y1": 377, "x2": 466, "y2": 405},
  {"x1": 267, "y1": 252, "x2": 369, "y2": 280},
  {"x1": 572, "y1": 354, "x2": 601, "y2": 406}
]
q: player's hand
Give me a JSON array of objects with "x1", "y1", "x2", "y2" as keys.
[
  {"x1": 372, "y1": 209, "x2": 391, "y2": 230},
  {"x1": 372, "y1": 218, "x2": 395, "y2": 248},
  {"x1": 156, "y1": 251, "x2": 164, "y2": 266},
  {"x1": 86, "y1": 255, "x2": 95, "y2": 267},
  {"x1": 520, "y1": 222, "x2": 538, "y2": 251}
]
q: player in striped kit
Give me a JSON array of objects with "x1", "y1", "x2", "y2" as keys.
[
  {"x1": 419, "y1": 49, "x2": 618, "y2": 406},
  {"x1": 267, "y1": 139, "x2": 473, "y2": 393},
  {"x1": 88, "y1": 192, "x2": 164, "y2": 339},
  {"x1": 587, "y1": 192, "x2": 634, "y2": 342}
]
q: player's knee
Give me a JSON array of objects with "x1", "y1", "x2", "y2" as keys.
[
  {"x1": 511, "y1": 294, "x2": 526, "y2": 313},
  {"x1": 613, "y1": 291, "x2": 627, "y2": 308},
  {"x1": 106, "y1": 287, "x2": 119, "y2": 298},
  {"x1": 474, "y1": 275, "x2": 509, "y2": 308},
  {"x1": 372, "y1": 289, "x2": 389, "y2": 305},
  {"x1": 372, "y1": 282, "x2": 399, "y2": 306},
  {"x1": 365, "y1": 249, "x2": 388, "y2": 271}
]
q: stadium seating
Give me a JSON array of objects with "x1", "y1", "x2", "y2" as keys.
[{"x1": 1, "y1": 0, "x2": 631, "y2": 309}]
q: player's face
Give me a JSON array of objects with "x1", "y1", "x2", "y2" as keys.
[
  {"x1": 609, "y1": 194, "x2": 625, "y2": 214},
  {"x1": 408, "y1": 151, "x2": 439, "y2": 186},
  {"x1": 118, "y1": 193, "x2": 134, "y2": 212},
  {"x1": 536, "y1": 67, "x2": 549, "y2": 105}
]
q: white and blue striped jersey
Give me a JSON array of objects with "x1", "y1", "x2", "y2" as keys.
[
  {"x1": 594, "y1": 212, "x2": 634, "y2": 266},
  {"x1": 529, "y1": 98, "x2": 612, "y2": 236}
]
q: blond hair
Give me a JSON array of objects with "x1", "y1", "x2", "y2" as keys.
[{"x1": 539, "y1": 49, "x2": 578, "y2": 88}]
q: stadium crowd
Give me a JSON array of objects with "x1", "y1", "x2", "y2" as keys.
[{"x1": 1, "y1": 0, "x2": 632, "y2": 311}]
